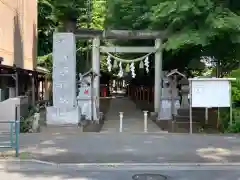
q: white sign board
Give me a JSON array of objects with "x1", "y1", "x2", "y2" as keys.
[{"x1": 190, "y1": 79, "x2": 231, "y2": 108}]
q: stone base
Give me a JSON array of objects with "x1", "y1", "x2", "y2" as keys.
[
  {"x1": 82, "y1": 121, "x2": 103, "y2": 132},
  {"x1": 149, "y1": 112, "x2": 171, "y2": 131},
  {"x1": 154, "y1": 119, "x2": 172, "y2": 131},
  {"x1": 82, "y1": 112, "x2": 105, "y2": 132},
  {"x1": 46, "y1": 106, "x2": 81, "y2": 125},
  {"x1": 149, "y1": 112, "x2": 158, "y2": 121}
]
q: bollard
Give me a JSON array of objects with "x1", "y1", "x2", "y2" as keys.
[
  {"x1": 119, "y1": 112, "x2": 123, "y2": 132},
  {"x1": 143, "y1": 111, "x2": 148, "y2": 133}
]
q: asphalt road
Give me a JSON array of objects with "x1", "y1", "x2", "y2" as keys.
[
  {"x1": 1, "y1": 160, "x2": 240, "y2": 180},
  {"x1": 17, "y1": 133, "x2": 240, "y2": 163}
]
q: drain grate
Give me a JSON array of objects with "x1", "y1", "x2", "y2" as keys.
[{"x1": 132, "y1": 174, "x2": 167, "y2": 180}]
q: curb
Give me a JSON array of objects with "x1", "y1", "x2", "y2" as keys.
[
  {"x1": 1, "y1": 159, "x2": 240, "y2": 166},
  {"x1": 1, "y1": 159, "x2": 240, "y2": 171}
]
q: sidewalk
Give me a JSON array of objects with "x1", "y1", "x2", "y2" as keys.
[{"x1": 101, "y1": 96, "x2": 161, "y2": 133}]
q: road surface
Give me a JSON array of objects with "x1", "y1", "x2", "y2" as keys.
[
  {"x1": 1, "y1": 160, "x2": 240, "y2": 179},
  {"x1": 15, "y1": 133, "x2": 240, "y2": 163}
]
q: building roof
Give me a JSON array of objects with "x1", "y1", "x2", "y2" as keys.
[{"x1": 36, "y1": 66, "x2": 49, "y2": 74}]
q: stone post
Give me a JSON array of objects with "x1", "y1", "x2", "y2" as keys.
[{"x1": 180, "y1": 78, "x2": 189, "y2": 109}]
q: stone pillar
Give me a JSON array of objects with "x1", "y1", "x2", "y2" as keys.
[
  {"x1": 158, "y1": 74, "x2": 172, "y2": 120},
  {"x1": 92, "y1": 37, "x2": 100, "y2": 107},
  {"x1": 180, "y1": 78, "x2": 189, "y2": 109},
  {"x1": 52, "y1": 32, "x2": 76, "y2": 108},
  {"x1": 154, "y1": 39, "x2": 163, "y2": 113},
  {"x1": 46, "y1": 33, "x2": 80, "y2": 125},
  {"x1": 170, "y1": 75, "x2": 180, "y2": 115}
]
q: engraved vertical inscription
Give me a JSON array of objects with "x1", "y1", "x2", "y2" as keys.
[{"x1": 52, "y1": 33, "x2": 76, "y2": 108}]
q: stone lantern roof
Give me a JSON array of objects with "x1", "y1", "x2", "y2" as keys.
[{"x1": 166, "y1": 69, "x2": 186, "y2": 78}]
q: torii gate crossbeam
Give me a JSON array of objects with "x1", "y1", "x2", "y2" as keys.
[{"x1": 82, "y1": 29, "x2": 164, "y2": 114}]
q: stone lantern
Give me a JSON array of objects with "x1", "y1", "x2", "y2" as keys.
[
  {"x1": 158, "y1": 69, "x2": 185, "y2": 120},
  {"x1": 77, "y1": 68, "x2": 100, "y2": 122},
  {"x1": 166, "y1": 69, "x2": 185, "y2": 116},
  {"x1": 179, "y1": 77, "x2": 189, "y2": 109}
]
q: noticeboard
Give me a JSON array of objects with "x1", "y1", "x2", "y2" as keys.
[{"x1": 191, "y1": 79, "x2": 231, "y2": 108}]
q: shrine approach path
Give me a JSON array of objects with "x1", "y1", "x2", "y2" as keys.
[{"x1": 101, "y1": 95, "x2": 163, "y2": 133}]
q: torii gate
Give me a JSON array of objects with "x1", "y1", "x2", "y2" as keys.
[
  {"x1": 75, "y1": 29, "x2": 165, "y2": 113},
  {"x1": 48, "y1": 29, "x2": 165, "y2": 125}
]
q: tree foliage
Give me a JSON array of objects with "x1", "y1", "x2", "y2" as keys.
[
  {"x1": 38, "y1": 0, "x2": 240, "y2": 75},
  {"x1": 105, "y1": 0, "x2": 240, "y2": 73},
  {"x1": 38, "y1": 0, "x2": 106, "y2": 71}
]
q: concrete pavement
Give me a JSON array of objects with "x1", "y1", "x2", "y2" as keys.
[{"x1": 101, "y1": 97, "x2": 164, "y2": 133}]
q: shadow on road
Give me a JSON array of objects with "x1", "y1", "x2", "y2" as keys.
[{"x1": 15, "y1": 133, "x2": 240, "y2": 164}]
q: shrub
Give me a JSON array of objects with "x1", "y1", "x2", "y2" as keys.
[
  {"x1": 219, "y1": 69, "x2": 240, "y2": 133},
  {"x1": 20, "y1": 105, "x2": 38, "y2": 133},
  {"x1": 227, "y1": 121, "x2": 240, "y2": 133}
]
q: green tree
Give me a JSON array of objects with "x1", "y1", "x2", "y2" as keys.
[{"x1": 104, "y1": 0, "x2": 240, "y2": 74}]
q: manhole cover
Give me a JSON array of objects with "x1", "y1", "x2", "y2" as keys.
[{"x1": 132, "y1": 174, "x2": 167, "y2": 180}]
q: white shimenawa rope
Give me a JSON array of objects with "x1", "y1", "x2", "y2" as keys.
[
  {"x1": 45, "y1": 45, "x2": 154, "y2": 78},
  {"x1": 101, "y1": 47, "x2": 155, "y2": 77},
  {"x1": 103, "y1": 51, "x2": 153, "y2": 63}
]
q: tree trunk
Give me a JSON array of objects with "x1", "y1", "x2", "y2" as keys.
[{"x1": 63, "y1": 20, "x2": 77, "y2": 32}]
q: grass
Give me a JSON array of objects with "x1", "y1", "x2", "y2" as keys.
[{"x1": 0, "y1": 150, "x2": 33, "y2": 159}]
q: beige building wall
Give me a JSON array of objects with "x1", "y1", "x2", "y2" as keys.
[{"x1": 0, "y1": 0, "x2": 37, "y2": 70}]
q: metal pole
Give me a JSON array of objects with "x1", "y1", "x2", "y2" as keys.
[
  {"x1": 15, "y1": 105, "x2": 19, "y2": 157},
  {"x1": 15, "y1": 71, "x2": 18, "y2": 96},
  {"x1": 10, "y1": 122, "x2": 13, "y2": 146},
  {"x1": 205, "y1": 107, "x2": 208, "y2": 124},
  {"x1": 143, "y1": 111, "x2": 148, "y2": 132},
  {"x1": 31, "y1": 74, "x2": 35, "y2": 105},
  {"x1": 229, "y1": 81, "x2": 233, "y2": 125},
  {"x1": 15, "y1": 120, "x2": 20, "y2": 157},
  {"x1": 119, "y1": 112, "x2": 123, "y2": 132},
  {"x1": 91, "y1": 73, "x2": 94, "y2": 122},
  {"x1": 189, "y1": 80, "x2": 193, "y2": 134},
  {"x1": 170, "y1": 77, "x2": 174, "y2": 118}
]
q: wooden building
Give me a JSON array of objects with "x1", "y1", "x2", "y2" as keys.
[{"x1": 0, "y1": 0, "x2": 48, "y2": 103}]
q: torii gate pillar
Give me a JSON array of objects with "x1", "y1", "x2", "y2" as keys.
[
  {"x1": 92, "y1": 37, "x2": 100, "y2": 107},
  {"x1": 154, "y1": 39, "x2": 163, "y2": 113}
]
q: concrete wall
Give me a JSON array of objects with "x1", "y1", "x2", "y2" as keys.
[
  {"x1": 0, "y1": 96, "x2": 29, "y2": 131},
  {"x1": 0, "y1": 0, "x2": 37, "y2": 70}
]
